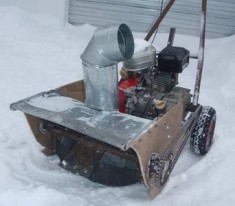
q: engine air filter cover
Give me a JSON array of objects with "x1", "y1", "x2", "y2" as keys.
[
  {"x1": 158, "y1": 46, "x2": 189, "y2": 73},
  {"x1": 123, "y1": 45, "x2": 156, "y2": 71}
]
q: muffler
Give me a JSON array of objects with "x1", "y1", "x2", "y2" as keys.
[{"x1": 81, "y1": 23, "x2": 134, "y2": 111}]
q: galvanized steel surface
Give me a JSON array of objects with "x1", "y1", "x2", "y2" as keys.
[
  {"x1": 123, "y1": 45, "x2": 156, "y2": 71},
  {"x1": 68, "y1": 0, "x2": 235, "y2": 38},
  {"x1": 81, "y1": 24, "x2": 134, "y2": 111},
  {"x1": 81, "y1": 24, "x2": 134, "y2": 67},
  {"x1": 83, "y1": 64, "x2": 119, "y2": 110}
]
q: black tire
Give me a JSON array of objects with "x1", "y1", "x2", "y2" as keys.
[{"x1": 190, "y1": 106, "x2": 216, "y2": 155}]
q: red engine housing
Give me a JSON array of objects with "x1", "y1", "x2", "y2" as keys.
[{"x1": 118, "y1": 77, "x2": 139, "y2": 113}]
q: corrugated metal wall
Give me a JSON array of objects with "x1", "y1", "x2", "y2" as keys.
[{"x1": 68, "y1": 0, "x2": 235, "y2": 38}]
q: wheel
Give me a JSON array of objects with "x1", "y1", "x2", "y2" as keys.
[{"x1": 190, "y1": 106, "x2": 216, "y2": 155}]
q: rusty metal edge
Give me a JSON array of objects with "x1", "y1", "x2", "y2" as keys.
[
  {"x1": 193, "y1": 0, "x2": 207, "y2": 105},
  {"x1": 144, "y1": 0, "x2": 176, "y2": 41}
]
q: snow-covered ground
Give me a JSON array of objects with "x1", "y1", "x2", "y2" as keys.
[{"x1": 1, "y1": 6, "x2": 235, "y2": 206}]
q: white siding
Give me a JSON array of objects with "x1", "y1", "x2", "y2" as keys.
[{"x1": 68, "y1": 0, "x2": 235, "y2": 38}]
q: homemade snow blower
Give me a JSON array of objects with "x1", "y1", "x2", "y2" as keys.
[{"x1": 10, "y1": 0, "x2": 216, "y2": 198}]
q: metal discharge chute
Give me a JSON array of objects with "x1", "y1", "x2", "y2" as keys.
[{"x1": 81, "y1": 24, "x2": 134, "y2": 111}]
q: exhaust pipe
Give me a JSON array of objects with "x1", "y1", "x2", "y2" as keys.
[{"x1": 81, "y1": 24, "x2": 134, "y2": 111}]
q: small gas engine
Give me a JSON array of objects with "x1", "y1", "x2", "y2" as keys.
[{"x1": 119, "y1": 44, "x2": 191, "y2": 120}]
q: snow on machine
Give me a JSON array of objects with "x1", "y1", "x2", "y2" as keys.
[{"x1": 10, "y1": 0, "x2": 216, "y2": 198}]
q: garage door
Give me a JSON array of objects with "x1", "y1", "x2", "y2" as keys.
[{"x1": 68, "y1": 0, "x2": 235, "y2": 38}]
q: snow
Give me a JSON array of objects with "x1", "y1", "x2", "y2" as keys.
[
  {"x1": 29, "y1": 95, "x2": 83, "y2": 112},
  {"x1": 134, "y1": 39, "x2": 150, "y2": 53},
  {"x1": 1, "y1": 5, "x2": 235, "y2": 206}
]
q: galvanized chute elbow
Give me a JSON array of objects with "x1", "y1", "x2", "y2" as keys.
[{"x1": 81, "y1": 23, "x2": 134, "y2": 67}]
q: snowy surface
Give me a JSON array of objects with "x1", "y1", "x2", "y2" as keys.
[
  {"x1": 28, "y1": 95, "x2": 83, "y2": 112},
  {"x1": 134, "y1": 39, "x2": 150, "y2": 53},
  {"x1": 1, "y1": 6, "x2": 235, "y2": 206}
]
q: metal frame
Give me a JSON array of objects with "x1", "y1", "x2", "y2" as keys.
[
  {"x1": 193, "y1": 0, "x2": 207, "y2": 105},
  {"x1": 145, "y1": 0, "x2": 207, "y2": 106}
]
